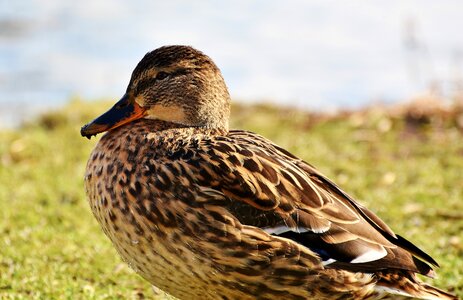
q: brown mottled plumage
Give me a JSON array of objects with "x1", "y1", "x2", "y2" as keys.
[{"x1": 81, "y1": 45, "x2": 457, "y2": 300}]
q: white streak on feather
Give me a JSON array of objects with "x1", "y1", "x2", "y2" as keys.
[
  {"x1": 373, "y1": 285, "x2": 413, "y2": 298},
  {"x1": 263, "y1": 225, "x2": 309, "y2": 235},
  {"x1": 322, "y1": 258, "x2": 336, "y2": 266},
  {"x1": 350, "y1": 246, "x2": 387, "y2": 263}
]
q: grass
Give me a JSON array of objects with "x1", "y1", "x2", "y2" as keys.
[{"x1": 0, "y1": 99, "x2": 462, "y2": 299}]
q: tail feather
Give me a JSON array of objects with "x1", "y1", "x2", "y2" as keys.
[
  {"x1": 416, "y1": 283, "x2": 459, "y2": 300},
  {"x1": 375, "y1": 271, "x2": 458, "y2": 300}
]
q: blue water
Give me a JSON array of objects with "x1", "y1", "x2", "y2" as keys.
[{"x1": 1, "y1": 0, "x2": 463, "y2": 125}]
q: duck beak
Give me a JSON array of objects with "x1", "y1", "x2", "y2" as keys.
[{"x1": 80, "y1": 93, "x2": 146, "y2": 139}]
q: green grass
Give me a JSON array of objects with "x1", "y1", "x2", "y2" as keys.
[{"x1": 0, "y1": 99, "x2": 462, "y2": 299}]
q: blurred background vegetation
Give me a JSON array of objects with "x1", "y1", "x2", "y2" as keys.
[
  {"x1": 1, "y1": 99, "x2": 462, "y2": 298},
  {"x1": 1, "y1": 1, "x2": 463, "y2": 299}
]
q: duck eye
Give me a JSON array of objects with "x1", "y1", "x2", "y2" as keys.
[{"x1": 155, "y1": 71, "x2": 169, "y2": 81}]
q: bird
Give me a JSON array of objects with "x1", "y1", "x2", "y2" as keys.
[{"x1": 81, "y1": 45, "x2": 457, "y2": 300}]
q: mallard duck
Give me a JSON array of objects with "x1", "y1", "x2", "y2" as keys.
[{"x1": 81, "y1": 45, "x2": 456, "y2": 300}]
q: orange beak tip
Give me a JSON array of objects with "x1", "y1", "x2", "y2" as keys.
[{"x1": 80, "y1": 94, "x2": 145, "y2": 139}]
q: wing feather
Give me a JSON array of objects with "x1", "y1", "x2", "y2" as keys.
[{"x1": 178, "y1": 129, "x2": 436, "y2": 275}]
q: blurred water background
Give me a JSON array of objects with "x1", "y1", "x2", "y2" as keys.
[{"x1": 1, "y1": 0, "x2": 463, "y2": 126}]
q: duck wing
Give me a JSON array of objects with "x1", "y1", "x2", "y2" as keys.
[{"x1": 181, "y1": 129, "x2": 437, "y2": 276}]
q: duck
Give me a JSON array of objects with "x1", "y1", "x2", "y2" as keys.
[{"x1": 81, "y1": 45, "x2": 457, "y2": 300}]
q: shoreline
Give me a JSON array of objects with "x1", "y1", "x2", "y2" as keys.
[{"x1": 1, "y1": 94, "x2": 461, "y2": 130}]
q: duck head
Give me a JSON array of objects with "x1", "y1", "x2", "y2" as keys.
[{"x1": 81, "y1": 45, "x2": 231, "y2": 139}]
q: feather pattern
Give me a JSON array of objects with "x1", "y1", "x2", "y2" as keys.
[
  {"x1": 173, "y1": 128, "x2": 434, "y2": 271},
  {"x1": 84, "y1": 120, "x2": 456, "y2": 299},
  {"x1": 82, "y1": 45, "x2": 456, "y2": 300}
]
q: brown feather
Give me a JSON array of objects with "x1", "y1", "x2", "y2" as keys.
[{"x1": 83, "y1": 45, "x2": 455, "y2": 300}]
